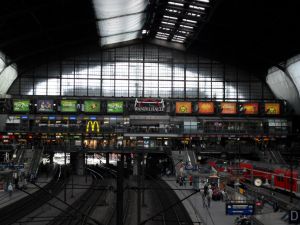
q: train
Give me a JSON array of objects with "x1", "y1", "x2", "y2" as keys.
[{"x1": 208, "y1": 159, "x2": 300, "y2": 197}]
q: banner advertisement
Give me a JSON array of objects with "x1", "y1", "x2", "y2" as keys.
[
  {"x1": 13, "y1": 100, "x2": 30, "y2": 112},
  {"x1": 37, "y1": 100, "x2": 54, "y2": 112},
  {"x1": 198, "y1": 102, "x2": 214, "y2": 114},
  {"x1": 242, "y1": 103, "x2": 259, "y2": 115},
  {"x1": 221, "y1": 102, "x2": 236, "y2": 114},
  {"x1": 61, "y1": 100, "x2": 77, "y2": 112},
  {"x1": 134, "y1": 98, "x2": 165, "y2": 112},
  {"x1": 84, "y1": 100, "x2": 100, "y2": 113},
  {"x1": 107, "y1": 101, "x2": 123, "y2": 113},
  {"x1": 176, "y1": 102, "x2": 192, "y2": 114},
  {"x1": 86, "y1": 121, "x2": 100, "y2": 133},
  {"x1": 265, "y1": 103, "x2": 280, "y2": 115}
]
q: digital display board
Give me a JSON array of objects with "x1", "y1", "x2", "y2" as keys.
[
  {"x1": 221, "y1": 102, "x2": 236, "y2": 114},
  {"x1": 226, "y1": 203, "x2": 254, "y2": 215},
  {"x1": 242, "y1": 103, "x2": 259, "y2": 115},
  {"x1": 37, "y1": 100, "x2": 54, "y2": 112},
  {"x1": 198, "y1": 102, "x2": 214, "y2": 114},
  {"x1": 61, "y1": 100, "x2": 77, "y2": 112},
  {"x1": 84, "y1": 100, "x2": 100, "y2": 113},
  {"x1": 107, "y1": 101, "x2": 123, "y2": 113},
  {"x1": 13, "y1": 100, "x2": 30, "y2": 112},
  {"x1": 176, "y1": 102, "x2": 192, "y2": 114},
  {"x1": 265, "y1": 103, "x2": 280, "y2": 115}
]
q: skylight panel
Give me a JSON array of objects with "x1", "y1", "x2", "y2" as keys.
[
  {"x1": 168, "y1": 1, "x2": 184, "y2": 7},
  {"x1": 189, "y1": 5, "x2": 205, "y2": 10},
  {"x1": 92, "y1": 0, "x2": 147, "y2": 46}
]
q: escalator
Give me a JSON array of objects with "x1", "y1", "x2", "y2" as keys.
[{"x1": 28, "y1": 147, "x2": 44, "y2": 177}]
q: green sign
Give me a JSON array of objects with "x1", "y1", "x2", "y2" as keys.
[
  {"x1": 107, "y1": 101, "x2": 123, "y2": 113},
  {"x1": 13, "y1": 100, "x2": 30, "y2": 112},
  {"x1": 84, "y1": 100, "x2": 100, "y2": 113},
  {"x1": 61, "y1": 100, "x2": 77, "y2": 112}
]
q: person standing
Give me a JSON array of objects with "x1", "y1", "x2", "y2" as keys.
[
  {"x1": 7, "y1": 183, "x2": 13, "y2": 198},
  {"x1": 207, "y1": 186, "x2": 213, "y2": 208}
]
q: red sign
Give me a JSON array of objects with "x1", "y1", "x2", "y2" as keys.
[{"x1": 221, "y1": 102, "x2": 236, "y2": 114}]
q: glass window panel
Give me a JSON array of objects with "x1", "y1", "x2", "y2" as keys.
[
  {"x1": 225, "y1": 82, "x2": 237, "y2": 99},
  {"x1": 159, "y1": 63, "x2": 172, "y2": 80},
  {"x1": 20, "y1": 78, "x2": 33, "y2": 95},
  {"x1": 116, "y1": 62, "x2": 128, "y2": 79},
  {"x1": 102, "y1": 63, "x2": 115, "y2": 79},
  {"x1": 186, "y1": 64, "x2": 198, "y2": 81},
  {"x1": 250, "y1": 82, "x2": 262, "y2": 99},
  {"x1": 89, "y1": 63, "x2": 101, "y2": 79},
  {"x1": 102, "y1": 79, "x2": 114, "y2": 96},
  {"x1": 129, "y1": 80, "x2": 143, "y2": 97},
  {"x1": 173, "y1": 88, "x2": 184, "y2": 98},
  {"x1": 212, "y1": 89, "x2": 223, "y2": 99},
  {"x1": 237, "y1": 82, "x2": 249, "y2": 99},
  {"x1": 212, "y1": 64, "x2": 223, "y2": 79},
  {"x1": 129, "y1": 62, "x2": 143, "y2": 79},
  {"x1": 47, "y1": 79, "x2": 60, "y2": 95},
  {"x1": 75, "y1": 79, "x2": 88, "y2": 96},
  {"x1": 48, "y1": 63, "x2": 60, "y2": 78},
  {"x1": 62, "y1": 63, "x2": 74, "y2": 79},
  {"x1": 144, "y1": 63, "x2": 158, "y2": 80},
  {"x1": 34, "y1": 79, "x2": 47, "y2": 95},
  {"x1": 62, "y1": 79, "x2": 74, "y2": 96},
  {"x1": 173, "y1": 64, "x2": 184, "y2": 80},
  {"x1": 88, "y1": 79, "x2": 101, "y2": 96},
  {"x1": 115, "y1": 80, "x2": 129, "y2": 97}
]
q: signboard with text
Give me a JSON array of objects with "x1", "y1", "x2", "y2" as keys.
[
  {"x1": 221, "y1": 102, "x2": 236, "y2": 114},
  {"x1": 134, "y1": 98, "x2": 165, "y2": 112},
  {"x1": 176, "y1": 102, "x2": 192, "y2": 114},
  {"x1": 226, "y1": 203, "x2": 254, "y2": 215},
  {"x1": 241, "y1": 103, "x2": 259, "y2": 115},
  {"x1": 289, "y1": 210, "x2": 300, "y2": 223}
]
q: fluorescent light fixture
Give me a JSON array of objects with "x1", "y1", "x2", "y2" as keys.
[
  {"x1": 161, "y1": 21, "x2": 176, "y2": 26},
  {"x1": 180, "y1": 24, "x2": 194, "y2": 29},
  {"x1": 189, "y1": 5, "x2": 205, "y2": 10},
  {"x1": 166, "y1": 8, "x2": 180, "y2": 13},
  {"x1": 172, "y1": 39, "x2": 185, "y2": 43},
  {"x1": 183, "y1": 19, "x2": 197, "y2": 23},
  {"x1": 196, "y1": 0, "x2": 209, "y2": 2},
  {"x1": 163, "y1": 15, "x2": 178, "y2": 20}
]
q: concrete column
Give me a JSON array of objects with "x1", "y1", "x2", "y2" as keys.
[
  {"x1": 76, "y1": 153, "x2": 85, "y2": 176},
  {"x1": 106, "y1": 153, "x2": 110, "y2": 165}
]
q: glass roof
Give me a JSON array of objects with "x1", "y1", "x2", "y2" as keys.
[
  {"x1": 92, "y1": 0, "x2": 147, "y2": 46},
  {"x1": 153, "y1": 0, "x2": 211, "y2": 44}
]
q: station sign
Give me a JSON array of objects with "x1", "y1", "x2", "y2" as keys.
[
  {"x1": 37, "y1": 100, "x2": 54, "y2": 112},
  {"x1": 226, "y1": 203, "x2": 254, "y2": 215},
  {"x1": 221, "y1": 102, "x2": 236, "y2": 114},
  {"x1": 134, "y1": 98, "x2": 165, "y2": 112},
  {"x1": 289, "y1": 210, "x2": 300, "y2": 223},
  {"x1": 176, "y1": 102, "x2": 192, "y2": 114},
  {"x1": 198, "y1": 102, "x2": 214, "y2": 114}
]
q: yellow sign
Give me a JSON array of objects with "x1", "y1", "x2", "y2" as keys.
[{"x1": 86, "y1": 121, "x2": 100, "y2": 133}]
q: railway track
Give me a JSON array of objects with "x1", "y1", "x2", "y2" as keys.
[
  {"x1": 0, "y1": 166, "x2": 66, "y2": 225},
  {"x1": 147, "y1": 177, "x2": 194, "y2": 225},
  {"x1": 47, "y1": 165, "x2": 116, "y2": 225}
]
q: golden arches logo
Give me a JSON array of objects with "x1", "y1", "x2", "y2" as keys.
[{"x1": 86, "y1": 121, "x2": 100, "y2": 133}]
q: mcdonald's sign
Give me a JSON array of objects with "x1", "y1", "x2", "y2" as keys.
[{"x1": 86, "y1": 121, "x2": 100, "y2": 133}]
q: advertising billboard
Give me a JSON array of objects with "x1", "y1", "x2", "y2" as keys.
[
  {"x1": 176, "y1": 102, "x2": 192, "y2": 114},
  {"x1": 220, "y1": 102, "x2": 236, "y2": 114},
  {"x1": 242, "y1": 103, "x2": 259, "y2": 115},
  {"x1": 37, "y1": 100, "x2": 54, "y2": 112},
  {"x1": 13, "y1": 100, "x2": 30, "y2": 112},
  {"x1": 134, "y1": 98, "x2": 165, "y2": 112},
  {"x1": 265, "y1": 103, "x2": 280, "y2": 115},
  {"x1": 198, "y1": 102, "x2": 214, "y2": 114},
  {"x1": 107, "y1": 101, "x2": 123, "y2": 113},
  {"x1": 84, "y1": 100, "x2": 100, "y2": 113},
  {"x1": 61, "y1": 100, "x2": 77, "y2": 112}
]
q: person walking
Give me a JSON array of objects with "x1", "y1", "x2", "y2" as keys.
[
  {"x1": 7, "y1": 183, "x2": 13, "y2": 198},
  {"x1": 207, "y1": 186, "x2": 213, "y2": 208}
]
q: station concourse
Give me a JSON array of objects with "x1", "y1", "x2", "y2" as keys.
[{"x1": 0, "y1": 0, "x2": 300, "y2": 225}]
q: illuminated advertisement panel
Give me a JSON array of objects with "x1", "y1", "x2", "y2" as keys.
[
  {"x1": 37, "y1": 100, "x2": 54, "y2": 112},
  {"x1": 198, "y1": 102, "x2": 214, "y2": 114},
  {"x1": 242, "y1": 103, "x2": 259, "y2": 115},
  {"x1": 221, "y1": 102, "x2": 236, "y2": 114},
  {"x1": 265, "y1": 103, "x2": 280, "y2": 115},
  {"x1": 84, "y1": 100, "x2": 100, "y2": 113},
  {"x1": 176, "y1": 102, "x2": 192, "y2": 114},
  {"x1": 107, "y1": 101, "x2": 123, "y2": 113},
  {"x1": 13, "y1": 100, "x2": 30, "y2": 112},
  {"x1": 61, "y1": 100, "x2": 77, "y2": 112}
]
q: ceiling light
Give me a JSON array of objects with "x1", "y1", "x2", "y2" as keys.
[
  {"x1": 180, "y1": 24, "x2": 194, "y2": 29},
  {"x1": 163, "y1": 15, "x2": 177, "y2": 20},
  {"x1": 168, "y1": 1, "x2": 184, "y2": 6},
  {"x1": 183, "y1": 19, "x2": 197, "y2": 23},
  {"x1": 189, "y1": 5, "x2": 205, "y2": 10},
  {"x1": 162, "y1": 21, "x2": 175, "y2": 26},
  {"x1": 195, "y1": 0, "x2": 209, "y2": 2},
  {"x1": 142, "y1": 29, "x2": 147, "y2": 34}
]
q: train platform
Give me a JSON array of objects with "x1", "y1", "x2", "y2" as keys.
[
  {"x1": 0, "y1": 174, "x2": 52, "y2": 209},
  {"x1": 163, "y1": 176, "x2": 237, "y2": 225}
]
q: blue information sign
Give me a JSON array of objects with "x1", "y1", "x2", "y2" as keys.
[{"x1": 226, "y1": 203, "x2": 255, "y2": 215}]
